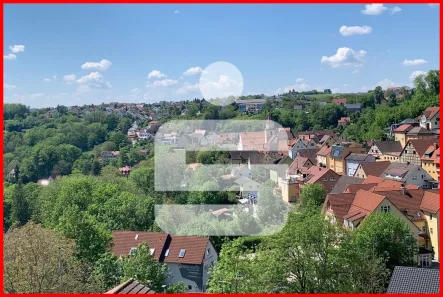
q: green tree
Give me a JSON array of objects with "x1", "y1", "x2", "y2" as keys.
[
  {"x1": 374, "y1": 86, "x2": 384, "y2": 104},
  {"x1": 11, "y1": 182, "x2": 30, "y2": 227},
  {"x1": 4, "y1": 222, "x2": 99, "y2": 293},
  {"x1": 354, "y1": 212, "x2": 418, "y2": 270},
  {"x1": 298, "y1": 183, "x2": 326, "y2": 211}
]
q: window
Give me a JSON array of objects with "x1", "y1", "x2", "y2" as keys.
[
  {"x1": 330, "y1": 185, "x2": 334, "y2": 189},
  {"x1": 206, "y1": 248, "x2": 210, "y2": 256},
  {"x1": 149, "y1": 248, "x2": 155, "y2": 256},
  {"x1": 419, "y1": 254, "x2": 431, "y2": 268},
  {"x1": 430, "y1": 228, "x2": 434, "y2": 235},
  {"x1": 188, "y1": 285, "x2": 193, "y2": 290},
  {"x1": 381, "y1": 206, "x2": 391, "y2": 212},
  {"x1": 430, "y1": 214, "x2": 433, "y2": 221},
  {"x1": 165, "y1": 249, "x2": 170, "y2": 257},
  {"x1": 322, "y1": 178, "x2": 328, "y2": 182},
  {"x1": 329, "y1": 177, "x2": 335, "y2": 181},
  {"x1": 179, "y1": 249, "x2": 186, "y2": 258}
]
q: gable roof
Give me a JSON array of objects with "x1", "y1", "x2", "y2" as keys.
[
  {"x1": 345, "y1": 153, "x2": 373, "y2": 162},
  {"x1": 317, "y1": 145, "x2": 332, "y2": 157},
  {"x1": 296, "y1": 148, "x2": 319, "y2": 160},
  {"x1": 373, "y1": 141, "x2": 403, "y2": 154},
  {"x1": 420, "y1": 190, "x2": 440, "y2": 213},
  {"x1": 404, "y1": 139, "x2": 440, "y2": 158},
  {"x1": 324, "y1": 193, "x2": 355, "y2": 223},
  {"x1": 105, "y1": 279, "x2": 156, "y2": 294},
  {"x1": 163, "y1": 236, "x2": 209, "y2": 265},
  {"x1": 357, "y1": 161, "x2": 391, "y2": 177},
  {"x1": 286, "y1": 156, "x2": 312, "y2": 175},
  {"x1": 111, "y1": 231, "x2": 212, "y2": 265},
  {"x1": 305, "y1": 166, "x2": 338, "y2": 184},
  {"x1": 111, "y1": 231, "x2": 169, "y2": 260},
  {"x1": 394, "y1": 124, "x2": 413, "y2": 133},
  {"x1": 421, "y1": 106, "x2": 440, "y2": 120},
  {"x1": 387, "y1": 266, "x2": 440, "y2": 294},
  {"x1": 381, "y1": 162, "x2": 424, "y2": 182},
  {"x1": 330, "y1": 176, "x2": 364, "y2": 194}
]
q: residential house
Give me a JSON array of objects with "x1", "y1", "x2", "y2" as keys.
[
  {"x1": 419, "y1": 106, "x2": 440, "y2": 132},
  {"x1": 332, "y1": 98, "x2": 347, "y2": 105},
  {"x1": 317, "y1": 134, "x2": 336, "y2": 148},
  {"x1": 330, "y1": 176, "x2": 364, "y2": 194},
  {"x1": 288, "y1": 138, "x2": 316, "y2": 159},
  {"x1": 345, "y1": 153, "x2": 376, "y2": 176},
  {"x1": 399, "y1": 139, "x2": 440, "y2": 166},
  {"x1": 234, "y1": 176, "x2": 261, "y2": 201},
  {"x1": 324, "y1": 186, "x2": 439, "y2": 264},
  {"x1": 394, "y1": 123, "x2": 439, "y2": 148},
  {"x1": 387, "y1": 266, "x2": 439, "y2": 294},
  {"x1": 421, "y1": 146, "x2": 440, "y2": 189},
  {"x1": 353, "y1": 161, "x2": 391, "y2": 179},
  {"x1": 337, "y1": 117, "x2": 351, "y2": 127},
  {"x1": 105, "y1": 279, "x2": 156, "y2": 294},
  {"x1": 381, "y1": 162, "x2": 434, "y2": 189},
  {"x1": 119, "y1": 166, "x2": 131, "y2": 177},
  {"x1": 268, "y1": 156, "x2": 292, "y2": 184},
  {"x1": 368, "y1": 140, "x2": 403, "y2": 162},
  {"x1": 294, "y1": 130, "x2": 335, "y2": 141},
  {"x1": 235, "y1": 99, "x2": 267, "y2": 113},
  {"x1": 316, "y1": 145, "x2": 332, "y2": 168},
  {"x1": 420, "y1": 190, "x2": 440, "y2": 261},
  {"x1": 301, "y1": 166, "x2": 340, "y2": 193},
  {"x1": 344, "y1": 103, "x2": 361, "y2": 113},
  {"x1": 111, "y1": 231, "x2": 217, "y2": 293},
  {"x1": 328, "y1": 143, "x2": 366, "y2": 175},
  {"x1": 285, "y1": 156, "x2": 315, "y2": 179}
]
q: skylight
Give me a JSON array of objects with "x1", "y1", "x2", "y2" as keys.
[{"x1": 179, "y1": 249, "x2": 186, "y2": 258}]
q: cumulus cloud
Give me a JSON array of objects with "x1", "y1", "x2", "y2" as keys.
[
  {"x1": 403, "y1": 59, "x2": 428, "y2": 66},
  {"x1": 321, "y1": 47, "x2": 367, "y2": 68},
  {"x1": 361, "y1": 4, "x2": 388, "y2": 15},
  {"x1": 199, "y1": 75, "x2": 244, "y2": 99},
  {"x1": 339, "y1": 25, "x2": 372, "y2": 36},
  {"x1": 77, "y1": 72, "x2": 112, "y2": 89},
  {"x1": 176, "y1": 82, "x2": 200, "y2": 94},
  {"x1": 409, "y1": 70, "x2": 427, "y2": 82},
  {"x1": 275, "y1": 79, "x2": 312, "y2": 94},
  {"x1": 4, "y1": 83, "x2": 16, "y2": 89},
  {"x1": 296, "y1": 78, "x2": 305, "y2": 83},
  {"x1": 9, "y1": 45, "x2": 25, "y2": 53},
  {"x1": 148, "y1": 70, "x2": 167, "y2": 79},
  {"x1": 63, "y1": 74, "x2": 77, "y2": 83},
  {"x1": 147, "y1": 79, "x2": 178, "y2": 88},
  {"x1": 183, "y1": 66, "x2": 204, "y2": 76},
  {"x1": 81, "y1": 59, "x2": 112, "y2": 71},
  {"x1": 4, "y1": 53, "x2": 17, "y2": 60},
  {"x1": 391, "y1": 6, "x2": 402, "y2": 14},
  {"x1": 376, "y1": 79, "x2": 396, "y2": 89}
]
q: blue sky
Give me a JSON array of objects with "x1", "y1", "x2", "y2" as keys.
[{"x1": 3, "y1": 4, "x2": 440, "y2": 108}]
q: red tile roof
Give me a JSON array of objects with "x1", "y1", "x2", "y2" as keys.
[
  {"x1": 317, "y1": 145, "x2": 332, "y2": 156},
  {"x1": 420, "y1": 191, "x2": 440, "y2": 213},
  {"x1": 358, "y1": 161, "x2": 391, "y2": 177},
  {"x1": 422, "y1": 106, "x2": 440, "y2": 120},
  {"x1": 305, "y1": 166, "x2": 338, "y2": 184},
  {"x1": 111, "y1": 231, "x2": 169, "y2": 260},
  {"x1": 106, "y1": 279, "x2": 156, "y2": 294},
  {"x1": 405, "y1": 139, "x2": 440, "y2": 158},
  {"x1": 164, "y1": 236, "x2": 209, "y2": 265},
  {"x1": 332, "y1": 98, "x2": 347, "y2": 105},
  {"x1": 394, "y1": 124, "x2": 413, "y2": 133}
]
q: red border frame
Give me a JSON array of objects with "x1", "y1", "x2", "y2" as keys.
[{"x1": 1, "y1": 2, "x2": 442, "y2": 296}]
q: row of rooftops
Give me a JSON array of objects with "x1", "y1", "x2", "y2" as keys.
[{"x1": 111, "y1": 231, "x2": 211, "y2": 265}]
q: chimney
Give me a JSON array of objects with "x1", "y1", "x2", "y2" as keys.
[
  {"x1": 401, "y1": 184, "x2": 407, "y2": 196},
  {"x1": 434, "y1": 143, "x2": 439, "y2": 150}
]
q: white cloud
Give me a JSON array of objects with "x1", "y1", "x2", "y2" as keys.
[
  {"x1": 409, "y1": 70, "x2": 427, "y2": 82},
  {"x1": 30, "y1": 93, "x2": 44, "y2": 99},
  {"x1": 4, "y1": 53, "x2": 17, "y2": 60},
  {"x1": 343, "y1": 84, "x2": 349, "y2": 87},
  {"x1": 361, "y1": 4, "x2": 388, "y2": 15},
  {"x1": 403, "y1": 59, "x2": 428, "y2": 66},
  {"x1": 321, "y1": 47, "x2": 367, "y2": 68},
  {"x1": 174, "y1": 9, "x2": 180, "y2": 14},
  {"x1": 131, "y1": 88, "x2": 141, "y2": 94},
  {"x1": 63, "y1": 74, "x2": 77, "y2": 83},
  {"x1": 148, "y1": 70, "x2": 167, "y2": 79},
  {"x1": 4, "y1": 83, "x2": 16, "y2": 89},
  {"x1": 275, "y1": 79, "x2": 312, "y2": 94},
  {"x1": 391, "y1": 6, "x2": 402, "y2": 14},
  {"x1": 9, "y1": 45, "x2": 25, "y2": 53},
  {"x1": 77, "y1": 71, "x2": 112, "y2": 89},
  {"x1": 183, "y1": 66, "x2": 204, "y2": 76},
  {"x1": 352, "y1": 69, "x2": 360, "y2": 74},
  {"x1": 43, "y1": 78, "x2": 52, "y2": 82},
  {"x1": 147, "y1": 79, "x2": 178, "y2": 88},
  {"x1": 53, "y1": 75, "x2": 57, "y2": 80},
  {"x1": 176, "y1": 82, "x2": 200, "y2": 94},
  {"x1": 199, "y1": 75, "x2": 244, "y2": 99},
  {"x1": 376, "y1": 79, "x2": 396, "y2": 89},
  {"x1": 339, "y1": 25, "x2": 372, "y2": 36},
  {"x1": 81, "y1": 59, "x2": 112, "y2": 71},
  {"x1": 296, "y1": 78, "x2": 305, "y2": 83}
]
